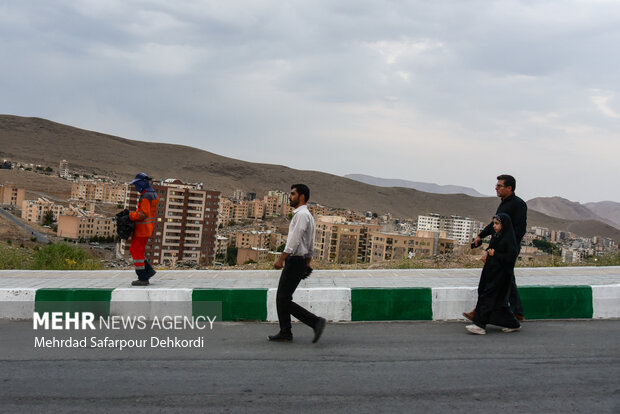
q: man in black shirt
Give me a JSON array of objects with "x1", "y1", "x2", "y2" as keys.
[{"x1": 466, "y1": 174, "x2": 527, "y2": 321}]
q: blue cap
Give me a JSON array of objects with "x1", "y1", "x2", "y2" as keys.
[{"x1": 130, "y1": 172, "x2": 151, "y2": 185}]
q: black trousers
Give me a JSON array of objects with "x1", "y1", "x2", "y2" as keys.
[
  {"x1": 276, "y1": 256, "x2": 319, "y2": 333},
  {"x1": 509, "y1": 246, "x2": 523, "y2": 315}
]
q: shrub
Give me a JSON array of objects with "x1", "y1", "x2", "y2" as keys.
[
  {"x1": 0, "y1": 243, "x2": 33, "y2": 269},
  {"x1": 31, "y1": 243, "x2": 102, "y2": 270}
]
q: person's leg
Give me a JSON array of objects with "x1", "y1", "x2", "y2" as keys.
[
  {"x1": 129, "y1": 237, "x2": 149, "y2": 282},
  {"x1": 489, "y1": 306, "x2": 521, "y2": 330},
  {"x1": 275, "y1": 258, "x2": 303, "y2": 334},
  {"x1": 144, "y1": 260, "x2": 156, "y2": 278},
  {"x1": 275, "y1": 257, "x2": 320, "y2": 331},
  {"x1": 508, "y1": 272, "x2": 524, "y2": 318}
]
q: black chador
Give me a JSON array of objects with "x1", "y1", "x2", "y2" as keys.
[{"x1": 472, "y1": 213, "x2": 521, "y2": 330}]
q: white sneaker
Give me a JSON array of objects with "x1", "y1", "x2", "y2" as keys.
[
  {"x1": 501, "y1": 327, "x2": 521, "y2": 333},
  {"x1": 466, "y1": 324, "x2": 486, "y2": 335}
]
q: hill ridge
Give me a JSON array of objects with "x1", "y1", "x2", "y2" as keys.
[{"x1": 2, "y1": 114, "x2": 619, "y2": 243}]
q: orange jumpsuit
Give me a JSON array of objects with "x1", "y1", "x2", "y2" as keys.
[{"x1": 129, "y1": 189, "x2": 158, "y2": 273}]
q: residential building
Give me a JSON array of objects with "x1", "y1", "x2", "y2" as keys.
[
  {"x1": 232, "y1": 189, "x2": 246, "y2": 202},
  {"x1": 417, "y1": 213, "x2": 479, "y2": 244},
  {"x1": 215, "y1": 235, "x2": 230, "y2": 261},
  {"x1": 121, "y1": 179, "x2": 220, "y2": 266},
  {"x1": 71, "y1": 181, "x2": 127, "y2": 204},
  {"x1": 235, "y1": 230, "x2": 285, "y2": 251},
  {"x1": 59, "y1": 160, "x2": 70, "y2": 179},
  {"x1": 309, "y1": 204, "x2": 331, "y2": 217},
  {"x1": 268, "y1": 190, "x2": 289, "y2": 207},
  {"x1": 368, "y1": 230, "x2": 454, "y2": 263},
  {"x1": 236, "y1": 247, "x2": 272, "y2": 265},
  {"x1": 218, "y1": 198, "x2": 234, "y2": 225},
  {"x1": 263, "y1": 195, "x2": 279, "y2": 217},
  {"x1": 0, "y1": 183, "x2": 26, "y2": 206},
  {"x1": 57, "y1": 211, "x2": 116, "y2": 239},
  {"x1": 314, "y1": 216, "x2": 382, "y2": 264},
  {"x1": 21, "y1": 197, "x2": 65, "y2": 223},
  {"x1": 250, "y1": 199, "x2": 265, "y2": 219}
]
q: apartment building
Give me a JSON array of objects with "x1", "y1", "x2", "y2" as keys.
[
  {"x1": 122, "y1": 179, "x2": 220, "y2": 266},
  {"x1": 368, "y1": 230, "x2": 454, "y2": 263},
  {"x1": 235, "y1": 230, "x2": 285, "y2": 251},
  {"x1": 21, "y1": 197, "x2": 65, "y2": 223},
  {"x1": 417, "y1": 213, "x2": 479, "y2": 244},
  {"x1": 59, "y1": 160, "x2": 70, "y2": 179},
  {"x1": 0, "y1": 183, "x2": 25, "y2": 206},
  {"x1": 232, "y1": 189, "x2": 246, "y2": 202},
  {"x1": 71, "y1": 181, "x2": 127, "y2": 204},
  {"x1": 263, "y1": 195, "x2": 279, "y2": 217},
  {"x1": 250, "y1": 199, "x2": 265, "y2": 219},
  {"x1": 215, "y1": 235, "x2": 230, "y2": 260},
  {"x1": 268, "y1": 190, "x2": 289, "y2": 206},
  {"x1": 309, "y1": 204, "x2": 331, "y2": 217},
  {"x1": 314, "y1": 216, "x2": 382, "y2": 264},
  {"x1": 57, "y1": 211, "x2": 116, "y2": 239},
  {"x1": 236, "y1": 247, "x2": 272, "y2": 265}
]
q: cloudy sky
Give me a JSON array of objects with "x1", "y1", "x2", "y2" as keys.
[{"x1": 1, "y1": 1, "x2": 619, "y2": 203}]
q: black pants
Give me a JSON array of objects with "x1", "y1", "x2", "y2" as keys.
[
  {"x1": 509, "y1": 246, "x2": 523, "y2": 315},
  {"x1": 508, "y1": 273, "x2": 523, "y2": 315},
  {"x1": 276, "y1": 256, "x2": 319, "y2": 333}
]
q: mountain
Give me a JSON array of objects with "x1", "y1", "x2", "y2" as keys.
[
  {"x1": 528, "y1": 197, "x2": 620, "y2": 230},
  {"x1": 2, "y1": 114, "x2": 620, "y2": 243},
  {"x1": 527, "y1": 197, "x2": 607, "y2": 222},
  {"x1": 345, "y1": 174, "x2": 488, "y2": 197},
  {"x1": 584, "y1": 201, "x2": 620, "y2": 229}
]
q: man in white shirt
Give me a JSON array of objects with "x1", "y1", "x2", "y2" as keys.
[{"x1": 269, "y1": 184, "x2": 326, "y2": 343}]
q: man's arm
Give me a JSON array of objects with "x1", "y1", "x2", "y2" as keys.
[
  {"x1": 512, "y1": 202, "x2": 527, "y2": 244},
  {"x1": 275, "y1": 214, "x2": 302, "y2": 269},
  {"x1": 474, "y1": 221, "x2": 494, "y2": 246}
]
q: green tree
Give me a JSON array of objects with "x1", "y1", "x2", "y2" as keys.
[
  {"x1": 42, "y1": 211, "x2": 55, "y2": 226},
  {"x1": 225, "y1": 247, "x2": 238, "y2": 266},
  {"x1": 276, "y1": 243, "x2": 286, "y2": 252},
  {"x1": 532, "y1": 239, "x2": 561, "y2": 255}
]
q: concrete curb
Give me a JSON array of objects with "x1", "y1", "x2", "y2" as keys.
[{"x1": 2, "y1": 284, "x2": 618, "y2": 321}]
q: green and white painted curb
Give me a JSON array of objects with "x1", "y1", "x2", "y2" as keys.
[{"x1": 1, "y1": 285, "x2": 618, "y2": 321}]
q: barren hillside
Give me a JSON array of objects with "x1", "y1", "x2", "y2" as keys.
[{"x1": 2, "y1": 114, "x2": 619, "y2": 243}]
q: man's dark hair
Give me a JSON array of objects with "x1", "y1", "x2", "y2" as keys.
[
  {"x1": 497, "y1": 174, "x2": 516, "y2": 191},
  {"x1": 291, "y1": 184, "x2": 310, "y2": 203}
]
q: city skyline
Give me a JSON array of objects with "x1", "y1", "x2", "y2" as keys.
[{"x1": 1, "y1": 1, "x2": 619, "y2": 203}]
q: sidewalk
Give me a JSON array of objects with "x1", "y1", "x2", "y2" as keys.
[{"x1": 1, "y1": 267, "x2": 619, "y2": 321}]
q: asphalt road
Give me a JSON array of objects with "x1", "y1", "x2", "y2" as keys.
[
  {"x1": 0, "y1": 320, "x2": 618, "y2": 413},
  {"x1": 0, "y1": 206, "x2": 49, "y2": 243}
]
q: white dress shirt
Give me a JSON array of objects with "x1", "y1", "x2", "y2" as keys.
[{"x1": 283, "y1": 205, "x2": 315, "y2": 258}]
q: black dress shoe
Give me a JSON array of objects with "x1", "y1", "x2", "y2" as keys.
[
  {"x1": 312, "y1": 318, "x2": 326, "y2": 343},
  {"x1": 131, "y1": 280, "x2": 149, "y2": 286},
  {"x1": 268, "y1": 332, "x2": 293, "y2": 342}
]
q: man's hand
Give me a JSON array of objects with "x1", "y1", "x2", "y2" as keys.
[
  {"x1": 487, "y1": 248, "x2": 495, "y2": 256},
  {"x1": 274, "y1": 258, "x2": 284, "y2": 269},
  {"x1": 482, "y1": 251, "x2": 488, "y2": 263},
  {"x1": 274, "y1": 252, "x2": 289, "y2": 270},
  {"x1": 472, "y1": 236, "x2": 482, "y2": 248}
]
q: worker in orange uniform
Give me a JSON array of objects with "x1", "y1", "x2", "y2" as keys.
[{"x1": 128, "y1": 172, "x2": 159, "y2": 286}]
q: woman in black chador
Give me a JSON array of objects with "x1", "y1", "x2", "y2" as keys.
[{"x1": 466, "y1": 213, "x2": 521, "y2": 335}]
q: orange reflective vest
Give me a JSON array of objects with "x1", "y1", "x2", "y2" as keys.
[{"x1": 129, "y1": 190, "x2": 159, "y2": 237}]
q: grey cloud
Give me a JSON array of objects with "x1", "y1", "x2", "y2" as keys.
[{"x1": 1, "y1": 0, "x2": 619, "y2": 202}]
